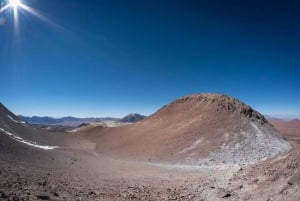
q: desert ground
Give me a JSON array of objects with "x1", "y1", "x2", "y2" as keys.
[{"x1": 1, "y1": 94, "x2": 300, "y2": 201}]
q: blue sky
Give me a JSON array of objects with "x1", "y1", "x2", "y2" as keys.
[{"x1": 0, "y1": 0, "x2": 299, "y2": 118}]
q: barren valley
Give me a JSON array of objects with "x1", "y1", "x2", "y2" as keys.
[{"x1": 1, "y1": 94, "x2": 300, "y2": 201}]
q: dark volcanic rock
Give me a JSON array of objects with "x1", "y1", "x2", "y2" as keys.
[
  {"x1": 216, "y1": 188, "x2": 232, "y2": 198},
  {"x1": 1, "y1": 191, "x2": 8, "y2": 198},
  {"x1": 120, "y1": 113, "x2": 146, "y2": 123},
  {"x1": 36, "y1": 194, "x2": 50, "y2": 200}
]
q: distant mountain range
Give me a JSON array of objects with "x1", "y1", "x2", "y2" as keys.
[
  {"x1": 18, "y1": 115, "x2": 119, "y2": 127},
  {"x1": 18, "y1": 113, "x2": 146, "y2": 127}
]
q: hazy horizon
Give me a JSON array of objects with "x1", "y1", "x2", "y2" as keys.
[
  {"x1": 2, "y1": 99, "x2": 299, "y2": 120},
  {"x1": 14, "y1": 113, "x2": 300, "y2": 120},
  {"x1": 1, "y1": 0, "x2": 299, "y2": 117}
]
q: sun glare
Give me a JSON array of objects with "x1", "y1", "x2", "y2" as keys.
[
  {"x1": 0, "y1": 0, "x2": 63, "y2": 36},
  {"x1": 9, "y1": 0, "x2": 22, "y2": 9}
]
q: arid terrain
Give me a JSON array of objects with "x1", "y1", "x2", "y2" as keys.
[
  {"x1": 1, "y1": 94, "x2": 300, "y2": 201},
  {"x1": 269, "y1": 118, "x2": 300, "y2": 145}
]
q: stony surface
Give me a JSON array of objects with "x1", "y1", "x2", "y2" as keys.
[
  {"x1": 82, "y1": 93, "x2": 291, "y2": 166},
  {"x1": 0, "y1": 95, "x2": 298, "y2": 201}
]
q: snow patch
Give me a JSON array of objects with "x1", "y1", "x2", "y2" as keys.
[
  {"x1": 7, "y1": 115, "x2": 26, "y2": 124},
  {"x1": 0, "y1": 127, "x2": 58, "y2": 150},
  {"x1": 68, "y1": 128, "x2": 79, "y2": 133}
]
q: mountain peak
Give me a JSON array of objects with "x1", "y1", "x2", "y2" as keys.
[
  {"x1": 163, "y1": 93, "x2": 267, "y2": 124},
  {"x1": 120, "y1": 113, "x2": 146, "y2": 123}
]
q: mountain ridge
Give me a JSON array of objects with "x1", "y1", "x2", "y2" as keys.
[{"x1": 18, "y1": 113, "x2": 146, "y2": 127}]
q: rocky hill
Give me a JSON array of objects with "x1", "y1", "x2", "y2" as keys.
[{"x1": 82, "y1": 93, "x2": 291, "y2": 166}]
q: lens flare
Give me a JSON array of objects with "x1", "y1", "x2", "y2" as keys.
[
  {"x1": 0, "y1": 0, "x2": 60, "y2": 29},
  {"x1": 0, "y1": 0, "x2": 66, "y2": 47}
]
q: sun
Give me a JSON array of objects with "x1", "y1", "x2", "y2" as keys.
[
  {"x1": 9, "y1": 0, "x2": 22, "y2": 9},
  {"x1": 0, "y1": 0, "x2": 23, "y2": 13},
  {"x1": 0, "y1": 0, "x2": 58, "y2": 32}
]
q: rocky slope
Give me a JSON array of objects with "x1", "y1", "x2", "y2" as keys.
[
  {"x1": 81, "y1": 93, "x2": 291, "y2": 166},
  {"x1": 0, "y1": 103, "x2": 88, "y2": 152},
  {"x1": 0, "y1": 97, "x2": 298, "y2": 201}
]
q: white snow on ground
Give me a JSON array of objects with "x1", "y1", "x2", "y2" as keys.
[
  {"x1": 7, "y1": 115, "x2": 26, "y2": 124},
  {"x1": 0, "y1": 127, "x2": 58, "y2": 150},
  {"x1": 68, "y1": 128, "x2": 80, "y2": 133}
]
